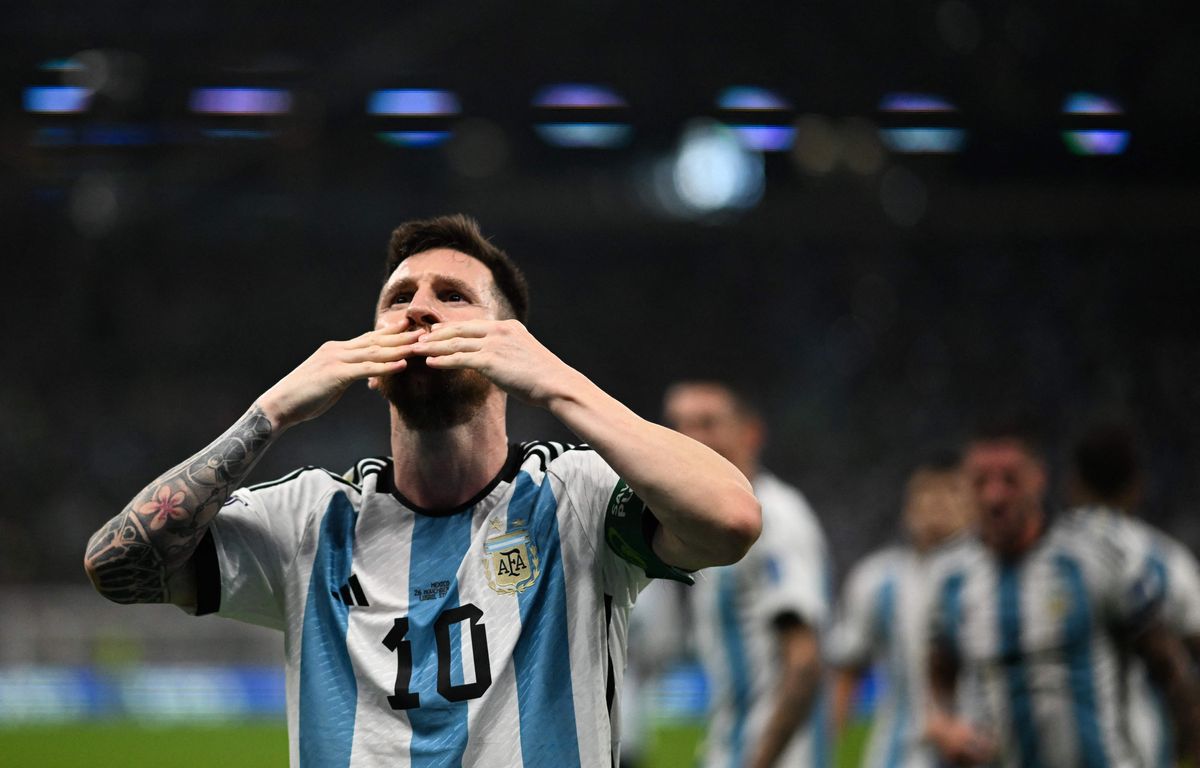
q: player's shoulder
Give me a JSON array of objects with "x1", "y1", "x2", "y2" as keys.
[
  {"x1": 246, "y1": 463, "x2": 366, "y2": 499},
  {"x1": 1054, "y1": 506, "x2": 1146, "y2": 563},
  {"x1": 927, "y1": 533, "x2": 983, "y2": 583},
  {"x1": 845, "y1": 544, "x2": 907, "y2": 591},
  {"x1": 515, "y1": 440, "x2": 610, "y2": 489}
]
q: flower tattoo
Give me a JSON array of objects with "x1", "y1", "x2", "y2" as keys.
[{"x1": 138, "y1": 485, "x2": 188, "y2": 531}]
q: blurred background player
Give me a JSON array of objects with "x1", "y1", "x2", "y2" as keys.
[
  {"x1": 663, "y1": 381, "x2": 830, "y2": 768},
  {"x1": 828, "y1": 452, "x2": 973, "y2": 768},
  {"x1": 925, "y1": 421, "x2": 1200, "y2": 767},
  {"x1": 1065, "y1": 421, "x2": 1200, "y2": 768}
]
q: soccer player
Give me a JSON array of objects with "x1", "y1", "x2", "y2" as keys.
[
  {"x1": 1065, "y1": 421, "x2": 1200, "y2": 768},
  {"x1": 82, "y1": 215, "x2": 762, "y2": 768},
  {"x1": 828, "y1": 452, "x2": 973, "y2": 768},
  {"x1": 925, "y1": 422, "x2": 1200, "y2": 767},
  {"x1": 663, "y1": 381, "x2": 829, "y2": 768}
]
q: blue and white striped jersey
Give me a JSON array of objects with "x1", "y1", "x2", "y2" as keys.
[
  {"x1": 1065, "y1": 506, "x2": 1200, "y2": 768},
  {"x1": 928, "y1": 514, "x2": 1165, "y2": 768},
  {"x1": 828, "y1": 541, "x2": 963, "y2": 768},
  {"x1": 195, "y1": 442, "x2": 688, "y2": 768},
  {"x1": 691, "y1": 471, "x2": 831, "y2": 768}
]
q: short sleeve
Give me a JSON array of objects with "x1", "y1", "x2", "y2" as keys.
[
  {"x1": 1098, "y1": 526, "x2": 1166, "y2": 634},
  {"x1": 1163, "y1": 540, "x2": 1200, "y2": 636},
  {"x1": 546, "y1": 450, "x2": 691, "y2": 609},
  {"x1": 750, "y1": 502, "x2": 828, "y2": 631},
  {"x1": 201, "y1": 469, "x2": 327, "y2": 630},
  {"x1": 827, "y1": 557, "x2": 884, "y2": 668}
]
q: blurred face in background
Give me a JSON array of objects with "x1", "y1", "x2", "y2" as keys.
[
  {"x1": 663, "y1": 383, "x2": 763, "y2": 478},
  {"x1": 904, "y1": 468, "x2": 974, "y2": 552},
  {"x1": 965, "y1": 438, "x2": 1047, "y2": 559}
]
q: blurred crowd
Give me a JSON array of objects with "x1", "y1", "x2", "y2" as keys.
[{"x1": 623, "y1": 381, "x2": 1199, "y2": 768}]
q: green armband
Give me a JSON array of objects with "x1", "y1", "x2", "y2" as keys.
[{"x1": 604, "y1": 479, "x2": 694, "y2": 585}]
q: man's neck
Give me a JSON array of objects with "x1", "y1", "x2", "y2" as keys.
[{"x1": 389, "y1": 396, "x2": 510, "y2": 510}]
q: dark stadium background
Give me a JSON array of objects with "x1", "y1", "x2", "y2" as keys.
[{"x1": 2, "y1": 1, "x2": 1199, "y2": 764}]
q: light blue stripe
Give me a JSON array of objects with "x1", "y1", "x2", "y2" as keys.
[
  {"x1": 407, "y1": 511, "x2": 474, "y2": 767},
  {"x1": 998, "y1": 564, "x2": 1041, "y2": 768},
  {"x1": 511, "y1": 471, "x2": 581, "y2": 768},
  {"x1": 717, "y1": 566, "x2": 751, "y2": 768},
  {"x1": 298, "y1": 493, "x2": 359, "y2": 768},
  {"x1": 1054, "y1": 554, "x2": 1108, "y2": 768},
  {"x1": 1145, "y1": 549, "x2": 1172, "y2": 768},
  {"x1": 937, "y1": 572, "x2": 965, "y2": 659},
  {"x1": 876, "y1": 577, "x2": 906, "y2": 768}
]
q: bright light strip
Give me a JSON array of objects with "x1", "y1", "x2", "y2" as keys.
[
  {"x1": 189, "y1": 88, "x2": 292, "y2": 115},
  {"x1": 718, "y1": 86, "x2": 791, "y2": 111},
  {"x1": 532, "y1": 84, "x2": 627, "y2": 109},
  {"x1": 880, "y1": 128, "x2": 966, "y2": 153},
  {"x1": 879, "y1": 93, "x2": 957, "y2": 112},
  {"x1": 1062, "y1": 92, "x2": 1123, "y2": 115},
  {"x1": 730, "y1": 125, "x2": 795, "y2": 152},
  {"x1": 24, "y1": 86, "x2": 92, "y2": 114},
  {"x1": 368, "y1": 89, "x2": 460, "y2": 116},
  {"x1": 1062, "y1": 130, "x2": 1129, "y2": 156},
  {"x1": 534, "y1": 123, "x2": 632, "y2": 148},
  {"x1": 376, "y1": 131, "x2": 453, "y2": 147}
]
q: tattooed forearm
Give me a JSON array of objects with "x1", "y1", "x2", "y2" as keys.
[{"x1": 84, "y1": 405, "x2": 275, "y2": 604}]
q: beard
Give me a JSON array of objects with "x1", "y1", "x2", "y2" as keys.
[{"x1": 379, "y1": 357, "x2": 494, "y2": 431}]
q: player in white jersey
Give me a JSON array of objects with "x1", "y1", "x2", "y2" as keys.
[
  {"x1": 1065, "y1": 422, "x2": 1200, "y2": 768},
  {"x1": 924, "y1": 422, "x2": 1200, "y2": 768},
  {"x1": 84, "y1": 215, "x2": 762, "y2": 767},
  {"x1": 827, "y1": 453, "x2": 973, "y2": 768},
  {"x1": 664, "y1": 382, "x2": 828, "y2": 768}
]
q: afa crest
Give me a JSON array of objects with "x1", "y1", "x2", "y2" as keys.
[{"x1": 483, "y1": 528, "x2": 540, "y2": 594}]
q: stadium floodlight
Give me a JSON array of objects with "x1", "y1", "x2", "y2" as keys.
[
  {"x1": 189, "y1": 87, "x2": 292, "y2": 115},
  {"x1": 718, "y1": 85, "x2": 795, "y2": 152},
  {"x1": 368, "y1": 89, "x2": 460, "y2": 116},
  {"x1": 533, "y1": 83, "x2": 631, "y2": 148},
  {"x1": 667, "y1": 119, "x2": 764, "y2": 216},
  {"x1": 369, "y1": 89, "x2": 460, "y2": 148},
  {"x1": 532, "y1": 84, "x2": 627, "y2": 109},
  {"x1": 23, "y1": 86, "x2": 92, "y2": 114},
  {"x1": 1061, "y1": 92, "x2": 1129, "y2": 156},
  {"x1": 878, "y1": 92, "x2": 966, "y2": 154}
]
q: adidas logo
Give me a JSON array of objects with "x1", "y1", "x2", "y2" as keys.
[{"x1": 331, "y1": 574, "x2": 370, "y2": 607}]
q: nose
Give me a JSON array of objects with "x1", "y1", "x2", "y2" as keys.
[{"x1": 405, "y1": 287, "x2": 443, "y2": 330}]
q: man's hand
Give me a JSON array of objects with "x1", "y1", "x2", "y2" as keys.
[
  {"x1": 925, "y1": 709, "x2": 997, "y2": 766},
  {"x1": 411, "y1": 320, "x2": 574, "y2": 408},
  {"x1": 258, "y1": 326, "x2": 423, "y2": 430}
]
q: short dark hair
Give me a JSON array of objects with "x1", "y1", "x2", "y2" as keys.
[
  {"x1": 665, "y1": 380, "x2": 762, "y2": 421},
  {"x1": 1072, "y1": 421, "x2": 1140, "y2": 500},
  {"x1": 968, "y1": 410, "x2": 1045, "y2": 460},
  {"x1": 385, "y1": 214, "x2": 529, "y2": 323}
]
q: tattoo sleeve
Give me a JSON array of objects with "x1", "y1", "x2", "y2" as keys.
[{"x1": 84, "y1": 405, "x2": 275, "y2": 604}]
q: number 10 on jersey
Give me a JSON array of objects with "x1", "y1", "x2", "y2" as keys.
[{"x1": 382, "y1": 603, "x2": 493, "y2": 709}]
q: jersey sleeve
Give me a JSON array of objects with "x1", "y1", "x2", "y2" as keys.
[
  {"x1": 1096, "y1": 524, "x2": 1167, "y2": 635},
  {"x1": 199, "y1": 468, "x2": 329, "y2": 630},
  {"x1": 749, "y1": 496, "x2": 828, "y2": 631},
  {"x1": 827, "y1": 556, "x2": 883, "y2": 668},
  {"x1": 547, "y1": 450, "x2": 693, "y2": 608},
  {"x1": 1163, "y1": 540, "x2": 1200, "y2": 637}
]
